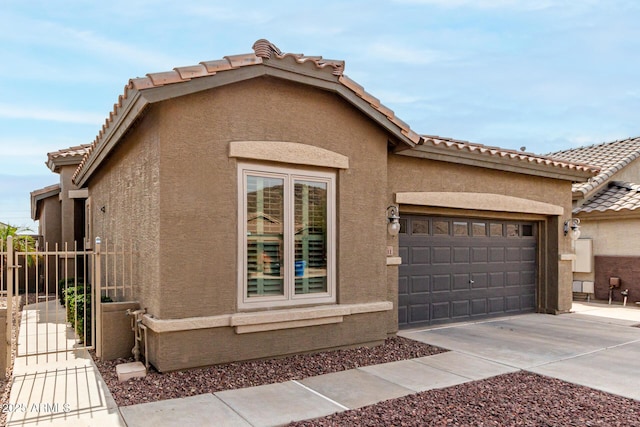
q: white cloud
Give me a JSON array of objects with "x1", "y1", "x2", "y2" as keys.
[{"x1": 0, "y1": 104, "x2": 103, "y2": 125}]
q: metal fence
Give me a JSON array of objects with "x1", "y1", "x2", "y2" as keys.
[{"x1": 1, "y1": 236, "x2": 135, "y2": 364}]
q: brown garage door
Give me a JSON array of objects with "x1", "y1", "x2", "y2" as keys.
[{"x1": 398, "y1": 216, "x2": 537, "y2": 328}]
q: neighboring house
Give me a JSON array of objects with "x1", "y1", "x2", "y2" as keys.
[
  {"x1": 549, "y1": 137, "x2": 640, "y2": 303},
  {"x1": 36, "y1": 40, "x2": 596, "y2": 371},
  {"x1": 31, "y1": 144, "x2": 92, "y2": 250},
  {"x1": 31, "y1": 145, "x2": 91, "y2": 288}
]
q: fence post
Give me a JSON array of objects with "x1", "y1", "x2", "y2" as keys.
[
  {"x1": 4, "y1": 236, "x2": 14, "y2": 378},
  {"x1": 94, "y1": 237, "x2": 102, "y2": 358}
]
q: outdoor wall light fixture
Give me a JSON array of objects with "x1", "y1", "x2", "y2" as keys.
[
  {"x1": 387, "y1": 205, "x2": 400, "y2": 237},
  {"x1": 563, "y1": 218, "x2": 581, "y2": 240}
]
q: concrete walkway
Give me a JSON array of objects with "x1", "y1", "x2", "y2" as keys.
[
  {"x1": 8, "y1": 300, "x2": 640, "y2": 426},
  {"x1": 6, "y1": 298, "x2": 125, "y2": 426}
]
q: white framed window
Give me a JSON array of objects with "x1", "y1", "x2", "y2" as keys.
[{"x1": 238, "y1": 163, "x2": 336, "y2": 309}]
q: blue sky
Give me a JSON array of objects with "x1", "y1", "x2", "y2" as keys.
[{"x1": 1, "y1": 0, "x2": 639, "y2": 230}]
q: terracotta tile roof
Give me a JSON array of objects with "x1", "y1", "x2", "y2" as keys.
[
  {"x1": 48, "y1": 144, "x2": 92, "y2": 160},
  {"x1": 574, "y1": 181, "x2": 640, "y2": 214},
  {"x1": 47, "y1": 144, "x2": 92, "y2": 172},
  {"x1": 420, "y1": 135, "x2": 600, "y2": 175},
  {"x1": 73, "y1": 39, "x2": 424, "y2": 183},
  {"x1": 72, "y1": 39, "x2": 597, "y2": 184},
  {"x1": 547, "y1": 137, "x2": 640, "y2": 197}
]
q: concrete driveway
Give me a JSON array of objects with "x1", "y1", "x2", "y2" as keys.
[{"x1": 399, "y1": 303, "x2": 640, "y2": 401}]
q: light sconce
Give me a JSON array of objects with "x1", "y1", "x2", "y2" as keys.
[
  {"x1": 563, "y1": 218, "x2": 581, "y2": 240},
  {"x1": 387, "y1": 205, "x2": 400, "y2": 237}
]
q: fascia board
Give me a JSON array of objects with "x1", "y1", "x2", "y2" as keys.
[
  {"x1": 396, "y1": 145, "x2": 594, "y2": 182},
  {"x1": 74, "y1": 90, "x2": 146, "y2": 187}
]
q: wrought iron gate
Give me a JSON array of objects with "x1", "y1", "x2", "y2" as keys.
[{"x1": 1, "y1": 236, "x2": 133, "y2": 365}]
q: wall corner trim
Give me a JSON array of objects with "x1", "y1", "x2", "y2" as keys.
[{"x1": 229, "y1": 141, "x2": 349, "y2": 169}]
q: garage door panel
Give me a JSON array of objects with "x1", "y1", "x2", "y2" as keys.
[
  {"x1": 521, "y1": 294, "x2": 536, "y2": 309},
  {"x1": 453, "y1": 247, "x2": 470, "y2": 263},
  {"x1": 488, "y1": 272, "x2": 505, "y2": 288},
  {"x1": 410, "y1": 275, "x2": 430, "y2": 293},
  {"x1": 432, "y1": 274, "x2": 451, "y2": 292},
  {"x1": 506, "y1": 248, "x2": 521, "y2": 261},
  {"x1": 471, "y1": 298, "x2": 487, "y2": 315},
  {"x1": 398, "y1": 306, "x2": 408, "y2": 325},
  {"x1": 399, "y1": 216, "x2": 537, "y2": 328},
  {"x1": 452, "y1": 300, "x2": 470, "y2": 318},
  {"x1": 506, "y1": 271, "x2": 521, "y2": 286},
  {"x1": 522, "y1": 247, "x2": 536, "y2": 262},
  {"x1": 453, "y1": 274, "x2": 471, "y2": 290},
  {"x1": 471, "y1": 247, "x2": 488, "y2": 263},
  {"x1": 488, "y1": 297, "x2": 505, "y2": 313},
  {"x1": 521, "y1": 270, "x2": 536, "y2": 285},
  {"x1": 506, "y1": 295, "x2": 521, "y2": 311},
  {"x1": 410, "y1": 305, "x2": 430, "y2": 323},
  {"x1": 489, "y1": 247, "x2": 505, "y2": 262},
  {"x1": 471, "y1": 273, "x2": 488, "y2": 288},
  {"x1": 398, "y1": 275, "x2": 408, "y2": 294},
  {"x1": 431, "y1": 302, "x2": 450, "y2": 320},
  {"x1": 410, "y1": 247, "x2": 430, "y2": 265},
  {"x1": 432, "y1": 246, "x2": 451, "y2": 264},
  {"x1": 398, "y1": 246, "x2": 409, "y2": 264}
]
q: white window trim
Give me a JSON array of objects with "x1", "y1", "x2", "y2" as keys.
[{"x1": 237, "y1": 162, "x2": 336, "y2": 310}]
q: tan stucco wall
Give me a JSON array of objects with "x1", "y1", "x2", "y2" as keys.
[
  {"x1": 606, "y1": 157, "x2": 640, "y2": 184},
  {"x1": 577, "y1": 218, "x2": 640, "y2": 257},
  {"x1": 100, "y1": 301, "x2": 140, "y2": 360},
  {"x1": 387, "y1": 154, "x2": 576, "y2": 313},
  {"x1": 87, "y1": 76, "x2": 393, "y2": 365},
  {"x1": 39, "y1": 196, "x2": 62, "y2": 249},
  {"x1": 88, "y1": 113, "x2": 161, "y2": 312},
  {"x1": 147, "y1": 311, "x2": 387, "y2": 372},
  {"x1": 153, "y1": 76, "x2": 389, "y2": 320}
]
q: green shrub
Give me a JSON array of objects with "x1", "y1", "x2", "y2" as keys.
[
  {"x1": 64, "y1": 285, "x2": 92, "y2": 343},
  {"x1": 58, "y1": 277, "x2": 84, "y2": 304},
  {"x1": 63, "y1": 284, "x2": 112, "y2": 344}
]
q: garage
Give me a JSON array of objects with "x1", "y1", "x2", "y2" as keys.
[{"x1": 398, "y1": 215, "x2": 537, "y2": 328}]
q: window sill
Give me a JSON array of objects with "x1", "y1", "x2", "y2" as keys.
[{"x1": 142, "y1": 301, "x2": 392, "y2": 334}]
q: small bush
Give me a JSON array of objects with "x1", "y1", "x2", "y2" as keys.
[
  {"x1": 58, "y1": 277, "x2": 84, "y2": 304},
  {"x1": 64, "y1": 285, "x2": 92, "y2": 343}
]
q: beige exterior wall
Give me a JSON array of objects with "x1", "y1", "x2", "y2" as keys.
[
  {"x1": 387, "y1": 154, "x2": 576, "y2": 313},
  {"x1": 38, "y1": 196, "x2": 62, "y2": 249},
  {"x1": 153, "y1": 77, "x2": 389, "y2": 320},
  {"x1": 88, "y1": 76, "x2": 393, "y2": 367},
  {"x1": 606, "y1": 157, "x2": 640, "y2": 185},
  {"x1": 577, "y1": 218, "x2": 640, "y2": 257},
  {"x1": 88, "y1": 112, "x2": 161, "y2": 312},
  {"x1": 147, "y1": 311, "x2": 387, "y2": 372},
  {"x1": 100, "y1": 301, "x2": 140, "y2": 360}
]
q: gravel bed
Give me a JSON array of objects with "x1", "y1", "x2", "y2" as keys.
[
  {"x1": 92, "y1": 337, "x2": 446, "y2": 407},
  {"x1": 289, "y1": 371, "x2": 640, "y2": 426}
]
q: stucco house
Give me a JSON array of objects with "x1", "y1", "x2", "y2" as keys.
[
  {"x1": 31, "y1": 144, "x2": 91, "y2": 251},
  {"x1": 549, "y1": 137, "x2": 640, "y2": 304},
  {"x1": 35, "y1": 40, "x2": 596, "y2": 371}
]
